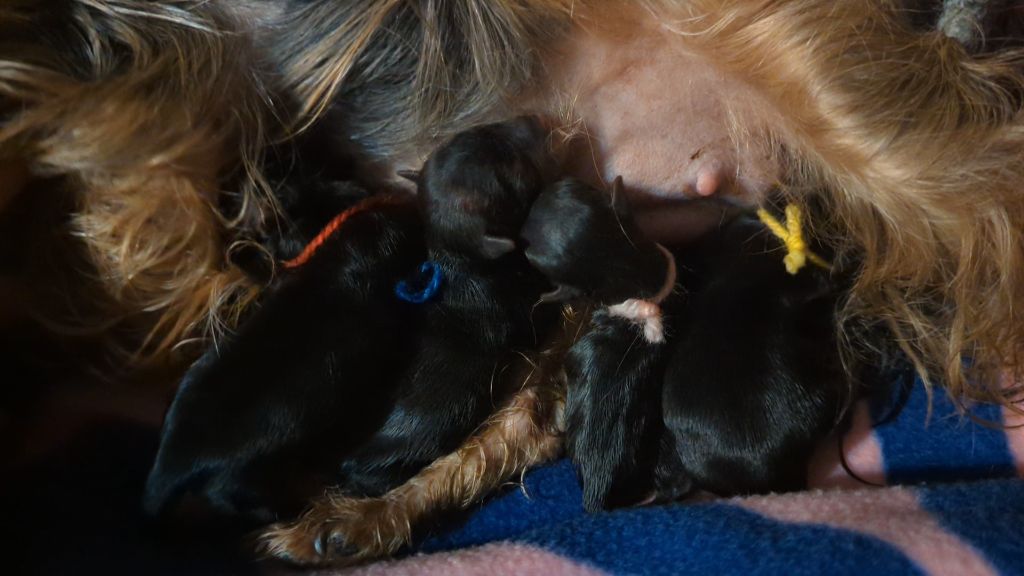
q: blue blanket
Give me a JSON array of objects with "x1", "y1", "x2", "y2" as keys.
[{"x1": 342, "y1": 374, "x2": 1024, "y2": 576}]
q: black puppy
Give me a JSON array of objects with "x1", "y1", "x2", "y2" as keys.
[
  {"x1": 521, "y1": 177, "x2": 669, "y2": 306},
  {"x1": 654, "y1": 210, "x2": 849, "y2": 497},
  {"x1": 521, "y1": 177, "x2": 679, "y2": 511},
  {"x1": 145, "y1": 116, "x2": 554, "y2": 521},
  {"x1": 333, "y1": 116, "x2": 556, "y2": 495},
  {"x1": 523, "y1": 178, "x2": 849, "y2": 510},
  {"x1": 224, "y1": 110, "x2": 397, "y2": 283},
  {"x1": 144, "y1": 196, "x2": 426, "y2": 520}
]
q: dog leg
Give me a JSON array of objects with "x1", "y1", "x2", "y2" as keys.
[{"x1": 259, "y1": 383, "x2": 564, "y2": 565}]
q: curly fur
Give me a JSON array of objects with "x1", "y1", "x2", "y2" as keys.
[
  {"x1": 5, "y1": 0, "x2": 1024, "y2": 565},
  {"x1": 3, "y1": 1, "x2": 1023, "y2": 404},
  {"x1": 259, "y1": 306, "x2": 581, "y2": 564},
  {"x1": 0, "y1": 0, "x2": 275, "y2": 363},
  {"x1": 274, "y1": 0, "x2": 1024, "y2": 410},
  {"x1": 648, "y1": 0, "x2": 1024, "y2": 408},
  {"x1": 270, "y1": 0, "x2": 578, "y2": 160}
]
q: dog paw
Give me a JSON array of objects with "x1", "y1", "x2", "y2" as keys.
[
  {"x1": 259, "y1": 519, "x2": 356, "y2": 566},
  {"x1": 258, "y1": 496, "x2": 410, "y2": 565}
]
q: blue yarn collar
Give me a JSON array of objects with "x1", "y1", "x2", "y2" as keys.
[{"x1": 395, "y1": 261, "x2": 444, "y2": 304}]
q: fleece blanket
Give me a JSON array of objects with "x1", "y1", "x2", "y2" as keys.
[
  {"x1": 10, "y1": 370, "x2": 1024, "y2": 575},
  {"x1": 330, "y1": 373, "x2": 1024, "y2": 576}
]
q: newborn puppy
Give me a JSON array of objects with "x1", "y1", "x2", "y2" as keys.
[
  {"x1": 522, "y1": 177, "x2": 680, "y2": 511},
  {"x1": 525, "y1": 180, "x2": 849, "y2": 509},
  {"x1": 144, "y1": 196, "x2": 426, "y2": 521},
  {"x1": 145, "y1": 116, "x2": 554, "y2": 522},
  {"x1": 521, "y1": 177, "x2": 670, "y2": 305},
  {"x1": 333, "y1": 116, "x2": 556, "y2": 496},
  {"x1": 654, "y1": 211, "x2": 849, "y2": 497},
  {"x1": 413, "y1": 115, "x2": 556, "y2": 260}
]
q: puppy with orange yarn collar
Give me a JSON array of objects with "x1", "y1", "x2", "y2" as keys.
[{"x1": 144, "y1": 117, "x2": 556, "y2": 523}]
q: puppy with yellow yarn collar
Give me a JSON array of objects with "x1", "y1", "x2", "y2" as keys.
[{"x1": 523, "y1": 179, "x2": 864, "y2": 509}]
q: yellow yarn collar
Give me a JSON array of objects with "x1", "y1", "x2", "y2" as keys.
[{"x1": 756, "y1": 204, "x2": 830, "y2": 275}]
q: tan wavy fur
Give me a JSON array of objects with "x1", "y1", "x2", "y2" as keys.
[
  {"x1": 3, "y1": 0, "x2": 1024, "y2": 410},
  {"x1": 646, "y1": 0, "x2": 1024, "y2": 408},
  {"x1": 279, "y1": 0, "x2": 1024, "y2": 409},
  {"x1": 0, "y1": 0, "x2": 274, "y2": 365}
]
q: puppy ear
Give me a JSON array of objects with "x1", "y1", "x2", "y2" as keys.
[
  {"x1": 609, "y1": 176, "x2": 631, "y2": 217},
  {"x1": 479, "y1": 235, "x2": 517, "y2": 259},
  {"x1": 397, "y1": 170, "x2": 421, "y2": 184},
  {"x1": 538, "y1": 284, "x2": 581, "y2": 304}
]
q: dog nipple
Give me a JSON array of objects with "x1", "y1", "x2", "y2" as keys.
[{"x1": 696, "y1": 169, "x2": 721, "y2": 197}]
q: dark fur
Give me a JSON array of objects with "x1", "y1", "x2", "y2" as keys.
[
  {"x1": 268, "y1": 1, "x2": 565, "y2": 160},
  {"x1": 414, "y1": 115, "x2": 556, "y2": 259},
  {"x1": 522, "y1": 178, "x2": 674, "y2": 511},
  {"x1": 653, "y1": 214, "x2": 850, "y2": 497},
  {"x1": 521, "y1": 177, "x2": 667, "y2": 305},
  {"x1": 563, "y1": 309, "x2": 671, "y2": 511},
  {"x1": 523, "y1": 179, "x2": 850, "y2": 511},
  {"x1": 225, "y1": 110, "x2": 401, "y2": 282},
  {"x1": 333, "y1": 117, "x2": 555, "y2": 497},
  {"x1": 144, "y1": 198, "x2": 426, "y2": 520},
  {"x1": 144, "y1": 117, "x2": 555, "y2": 522}
]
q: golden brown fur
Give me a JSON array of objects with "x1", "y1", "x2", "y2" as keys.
[
  {"x1": 254, "y1": 2, "x2": 1024, "y2": 561},
  {"x1": 278, "y1": 0, "x2": 1024, "y2": 409},
  {"x1": 4, "y1": 0, "x2": 1024, "y2": 563},
  {"x1": 8, "y1": 1, "x2": 1022, "y2": 406},
  {"x1": 259, "y1": 307, "x2": 582, "y2": 564},
  {"x1": 0, "y1": 0, "x2": 275, "y2": 365},
  {"x1": 259, "y1": 377, "x2": 564, "y2": 564},
  {"x1": 650, "y1": 0, "x2": 1024, "y2": 407}
]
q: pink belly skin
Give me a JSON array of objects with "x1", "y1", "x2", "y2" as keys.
[{"x1": 538, "y1": 14, "x2": 780, "y2": 243}]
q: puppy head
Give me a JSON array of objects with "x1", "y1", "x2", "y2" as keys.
[
  {"x1": 406, "y1": 115, "x2": 554, "y2": 259},
  {"x1": 520, "y1": 177, "x2": 667, "y2": 304}
]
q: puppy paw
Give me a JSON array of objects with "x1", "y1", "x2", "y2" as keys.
[{"x1": 258, "y1": 495, "x2": 411, "y2": 565}]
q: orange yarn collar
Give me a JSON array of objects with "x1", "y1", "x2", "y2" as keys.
[{"x1": 282, "y1": 194, "x2": 406, "y2": 269}]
